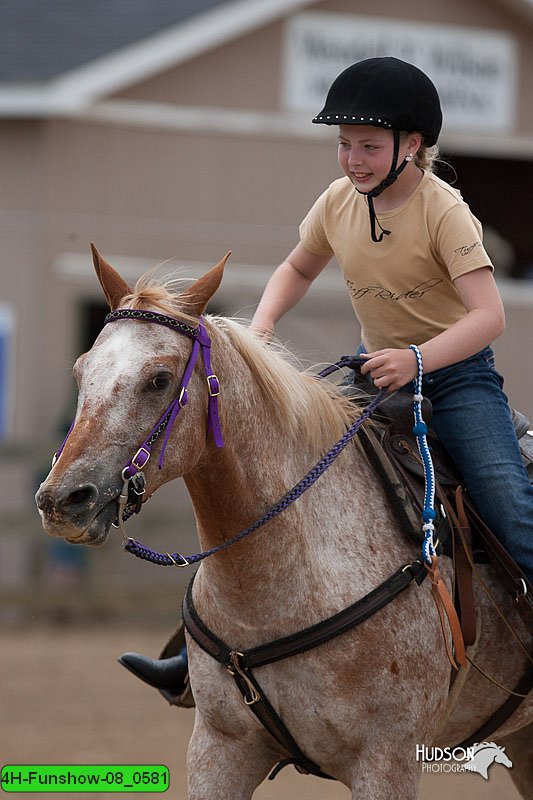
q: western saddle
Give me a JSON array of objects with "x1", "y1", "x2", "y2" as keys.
[{"x1": 345, "y1": 368, "x2": 533, "y2": 635}]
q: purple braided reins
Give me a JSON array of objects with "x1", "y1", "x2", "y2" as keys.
[{"x1": 124, "y1": 358, "x2": 387, "y2": 567}]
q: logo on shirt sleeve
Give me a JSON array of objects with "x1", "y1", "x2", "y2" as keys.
[{"x1": 454, "y1": 242, "x2": 482, "y2": 257}]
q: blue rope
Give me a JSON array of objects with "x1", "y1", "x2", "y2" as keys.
[{"x1": 409, "y1": 345, "x2": 437, "y2": 565}]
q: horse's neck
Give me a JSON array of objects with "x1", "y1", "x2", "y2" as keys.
[
  {"x1": 184, "y1": 328, "x2": 325, "y2": 547},
  {"x1": 184, "y1": 374, "x2": 316, "y2": 575}
]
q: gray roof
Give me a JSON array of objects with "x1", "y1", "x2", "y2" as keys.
[{"x1": 0, "y1": 0, "x2": 231, "y2": 82}]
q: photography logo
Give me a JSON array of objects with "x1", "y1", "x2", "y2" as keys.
[{"x1": 417, "y1": 741, "x2": 513, "y2": 778}]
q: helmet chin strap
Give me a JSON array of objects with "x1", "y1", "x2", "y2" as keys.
[{"x1": 355, "y1": 130, "x2": 409, "y2": 243}]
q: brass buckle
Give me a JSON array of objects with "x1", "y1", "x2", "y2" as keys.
[
  {"x1": 131, "y1": 447, "x2": 150, "y2": 470},
  {"x1": 207, "y1": 374, "x2": 220, "y2": 397},
  {"x1": 227, "y1": 651, "x2": 260, "y2": 705}
]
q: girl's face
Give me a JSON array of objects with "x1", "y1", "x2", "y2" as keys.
[{"x1": 337, "y1": 125, "x2": 418, "y2": 193}]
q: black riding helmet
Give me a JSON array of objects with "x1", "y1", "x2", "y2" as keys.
[{"x1": 313, "y1": 57, "x2": 443, "y2": 242}]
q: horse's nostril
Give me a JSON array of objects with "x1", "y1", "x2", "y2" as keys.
[
  {"x1": 36, "y1": 490, "x2": 53, "y2": 513},
  {"x1": 59, "y1": 483, "x2": 99, "y2": 509}
]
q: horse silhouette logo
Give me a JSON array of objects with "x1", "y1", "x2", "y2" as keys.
[{"x1": 463, "y1": 742, "x2": 512, "y2": 779}]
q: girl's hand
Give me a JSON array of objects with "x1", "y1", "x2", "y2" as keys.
[{"x1": 360, "y1": 348, "x2": 418, "y2": 392}]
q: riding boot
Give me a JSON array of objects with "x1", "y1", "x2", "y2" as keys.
[{"x1": 118, "y1": 647, "x2": 194, "y2": 707}]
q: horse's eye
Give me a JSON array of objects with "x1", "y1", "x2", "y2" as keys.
[{"x1": 148, "y1": 373, "x2": 171, "y2": 391}]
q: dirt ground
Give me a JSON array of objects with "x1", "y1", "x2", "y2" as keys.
[{"x1": 0, "y1": 626, "x2": 523, "y2": 800}]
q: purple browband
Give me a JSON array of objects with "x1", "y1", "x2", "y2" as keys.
[{"x1": 52, "y1": 309, "x2": 224, "y2": 475}]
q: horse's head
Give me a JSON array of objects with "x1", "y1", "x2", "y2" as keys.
[{"x1": 36, "y1": 244, "x2": 230, "y2": 545}]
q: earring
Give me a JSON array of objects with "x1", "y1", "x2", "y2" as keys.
[{"x1": 405, "y1": 153, "x2": 414, "y2": 162}]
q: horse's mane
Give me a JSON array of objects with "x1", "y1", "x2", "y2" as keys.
[
  {"x1": 214, "y1": 317, "x2": 363, "y2": 450},
  {"x1": 121, "y1": 273, "x2": 363, "y2": 453}
]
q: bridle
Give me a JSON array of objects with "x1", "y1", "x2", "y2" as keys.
[
  {"x1": 105, "y1": 309, "x2": 224, "y2": 469},
  {"x1": 52, "y1": 308, "x2": 224, "y2": 532}
]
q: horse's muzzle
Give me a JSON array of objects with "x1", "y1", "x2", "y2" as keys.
[{"x1": 35, "y1": 477, "x2": 118, "y2": 545}]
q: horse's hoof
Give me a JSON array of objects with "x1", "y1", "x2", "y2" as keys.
[{"x1": 118, "y1": 650, "x2": 188, "y2": 692}]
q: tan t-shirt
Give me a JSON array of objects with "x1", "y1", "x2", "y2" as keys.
[{"x1": 299, "y1": 171, "x2": 493, "y2": 352}]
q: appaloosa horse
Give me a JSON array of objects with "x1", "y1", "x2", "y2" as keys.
[{"x1": 36, "y1": 247, "x2": 532, "y2": 799}]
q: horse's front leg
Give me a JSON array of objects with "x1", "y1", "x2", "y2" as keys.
[
  {"x1": 187, "y1": 713, "x2": 275, "y2": 800},
  {"x1": 349, "y1": 741, "x2": 422, "y2": 800}
]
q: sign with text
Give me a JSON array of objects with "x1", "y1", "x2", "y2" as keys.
[{"x1": 282, "y1": 13, "x2": 516, "y2": 132}]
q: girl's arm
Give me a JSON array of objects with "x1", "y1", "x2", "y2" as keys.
[
  {"x1": 249, "y1": 242, "x2": 332, "y2": 338},
  {"x1": 361, "y1": 266, "x2": 506, "y2": 391}
]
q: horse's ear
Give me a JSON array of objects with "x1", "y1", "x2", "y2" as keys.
[
  {"x1": 180, "y1": 251, "x2": 231, "y2": 316},
  {"x1": 90, "y1": 243, "x2": 132, "y2": 310}
]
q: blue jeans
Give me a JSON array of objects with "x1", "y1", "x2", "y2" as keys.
[{"x1": 356, "y1": 345, "x2": 533, "y2": 583}]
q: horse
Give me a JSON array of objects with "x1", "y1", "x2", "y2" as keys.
[{"x1": 36, "y1": 246, "x2": 533, "y2": 799}]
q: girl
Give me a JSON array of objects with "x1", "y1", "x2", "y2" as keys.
[
  {"x1": 120, "y1": 57, "x2": 532, "y2": 699},
  {"x1": 249, "y1": 56, "x2": 533, "y2": 586}
]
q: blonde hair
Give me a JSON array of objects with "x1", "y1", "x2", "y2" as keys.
[
  {"x1": 400, "y1": 131, "x2": 439, "y2": 173},
  {"x1": 415, "y1": 143, "x2": 440, "y2": 173}
]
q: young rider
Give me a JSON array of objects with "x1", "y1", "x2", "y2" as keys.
[{"x1": 120, "y1": 57, "x2": 533, "y2": 698}]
